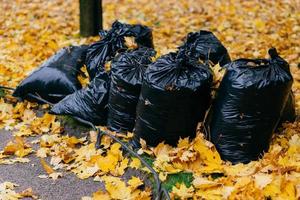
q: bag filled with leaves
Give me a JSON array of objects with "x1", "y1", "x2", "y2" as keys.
[
  {"x1": 184, "y1": 30, "x2": 231, "y2": 66},
  {"x1": 205, "y1": 48, "x2": 293, "y2": 164},
  {"x1": 51, "y1": 22, "x2": 154, "y2": 125},
  {"x1": 50, "y1": 70, "x2": 110, "y2": 125},
  {"x1": 277, "y1": 91, "x2": 296, "y2": 128},
  {"x1": 133, "y1": 42, "x2": 213, "y2": 147},
  {"x1": 13, "y1": 45, "x2": 88, "y2": 103},
  {"x1": 85, "y1": 20, "x2": 154, "y2": 80},
  {"x1": 107, "y1": 47, "x2": 156, "y2": 132}
]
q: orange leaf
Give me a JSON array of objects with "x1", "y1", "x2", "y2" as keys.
[{"x1": 40, "y1": 158, "x2": 55, "y2": 174}]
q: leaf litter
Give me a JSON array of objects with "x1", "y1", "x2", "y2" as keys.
[{"x1": 0, "y1": 0, "x2": 300, "y2": 199}]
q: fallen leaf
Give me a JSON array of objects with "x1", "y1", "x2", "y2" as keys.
[{"x1": 40, "y1": 158, "x2": 55, "y2": 174}]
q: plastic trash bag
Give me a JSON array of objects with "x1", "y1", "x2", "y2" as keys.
[
  {"x1": 51, "y1": 22, "x2": 154, "y2": 125},
  {"x1": 205, "y1": 48, "x2": 293, "y2": 164},
  {"x1": 85, "y1": 21, "x2": 154, "y2": 80},
  {"x1": 277, "y1": 91, "x2": 296, "y2": 127},
  {"x1": 133, "y1": 44, "x2": 213, "y2": 147},
  {"x1": 127, "y1": 24, "x2": 154, "y2": 49},
  {"x1": 50, "y1": 70, "x2": 110, "y2": 125},
  {"x1": 13, "y1": 45, "x2": 88, "y2": 103},
  {"x1": 183, "y1": 30, "x2": 231, "y2": 66},
  {"x1": 85, "y1": 21, "x2": 128, "y2": 80},
  {"x1": 107, "y1": 47, "x2": 156, "y2": 132}
]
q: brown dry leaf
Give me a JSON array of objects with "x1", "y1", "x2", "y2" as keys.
[{"x1": 40, "y1": 158, "x2": 55, "y2": 174}]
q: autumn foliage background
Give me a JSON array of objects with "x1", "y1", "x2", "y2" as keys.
[{"x1": 0, "y1": 0, "x2": 300, "y2": 199}]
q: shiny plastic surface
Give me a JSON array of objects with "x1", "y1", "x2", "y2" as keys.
[
  {"x1": 85, "y1": 21, "x2": 154, "y2": 80},
  {"x1": 205, "y1": 48, "x2": 293, "y2": 164},
  {"x1": 13, "y1": 45, "x2": 88, "y2": 103},
  {"x1": 50, "y1": 71, "x2": 110, "y2": 125},
  {"x1": 181, "y1": 30, "x2": 231, "y2": 66},
  {"x1": 107, "y1": 47, "x2": 156, "y2": 132},
  {"x1": 278, "y1": 91, "x2": 296, "y2": 127},
  {"x1": 133, "y1": 45, "x2": 213, "y2": 146}
]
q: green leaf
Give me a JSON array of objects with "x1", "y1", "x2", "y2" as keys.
[
  {"x1": 140, "y1": 154, "x2": 154, "y2": 167},
  {"x1": 0, "y1": 88, "x2": 6, "y2": 98},
  {"x1": 163, "y1": 172, "x2": 194, "y2": 192}
]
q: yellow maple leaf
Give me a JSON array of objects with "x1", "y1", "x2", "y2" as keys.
[
  {"x1": 36, "y1": 147, "x2": 48, "y2": 158},
  {"x1": 254, "y1": 173, "x2": 273, "y2": 189},
  {"x1": 114, "y1": 157, "x2": 129, "y2": 176},
  {"x1": 177, "y1": 137, "x2": 190, "y2": 148},
  {"x1": 159, "y1": 172, "x2": 167, "y2": 181},
  {"x1": 40, "y1": 134, "x2": 60, "y2": 147},
  {"x1": 171, "y1": 183, "x2": 194, "y2": 200},
  {"x1": 130, "y1": 157, "x2": 141, "y2": 169},
  {"x1": 153, "y1": 142, "x2": 172, "y2": 157},
  {"x1": 92, "y1": 190, "x2": 110, "y2": 200},
  {"x1": 15, "y1": 148, "x2": 32, "y2": 158},
  {"x1": 73, "y1": 164, "x2": 99, "y2": 179},
  {"x1": 195, "y1": 188, "x2": 223, "y2": 200},
  {"x1": 193, "y1": 176, "x2": 221, "y2": 189},
  {"x1": 97, "y1": 154, "x2": 119, "y2": 173},
  {"x1": 65, "y1": 136, "x2": 84, "y2": 148},
  {"x1": 13, "y1": 125, "x2": 33, "y2": 137},
  {"x1": 263, "y1": 176, "x2": 282, "y2": 198},
  {"x1": 130, "y1": 188, "x2": 152, "y2": 200},
  {"x1": 253, "y1": 19, "x2": 266, "y2": 32},
  {"x1": 280, "y1": 179, "x2": 297, "y2": 200},
  {"x1": 3, "y1": 136, "x2": 32, "y2": 157},
  {"x1": 0, "y1": 182, "x2": 21, "y2": 199},
  {"x1": 127, "y1": 176, "x2": 143, "y2": 190},
  {"x1": 102, "y1": 176, "x2": 131, "y2": 199}
]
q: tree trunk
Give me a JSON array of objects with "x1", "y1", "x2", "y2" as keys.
[{"x1": 79, "y1": 0, "x2": 102, "y2": 37}]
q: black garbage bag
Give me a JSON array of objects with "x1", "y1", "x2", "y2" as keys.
[
  {"x1": 133, "y1": 46, "x2": 213, "y2": 147},
  {"x1": 205, "y1": 48, "x2": 293, "y2": 164},
  {"x1": 277, "y1": 91, "x2": 296, "y2": 127},
  {"x1": 50, "y1": 70, "x2": 110, "y2": 125},
  {"x1": 182, "y1": 30, "x2": 231, "y2": 67},
  {"x1": 13, "y1": 45, "x2": 88, "y2": 103},
  {"x1": 107, "y1": 47, "x2": 156, "y2": 132},
  {"x1": 127, "y1": 24, "x2": 154, "y2": 49},
  {"x1": 85, "y1": 21, "x2": 154, "y2": 80},
  {"x1": 51, "y1": 22, "x2": 154, "y2": 125}
]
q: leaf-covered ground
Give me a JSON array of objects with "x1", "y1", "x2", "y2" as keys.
[{"x1": 0, "y1": 0, "x2": 300, "y2": 199}]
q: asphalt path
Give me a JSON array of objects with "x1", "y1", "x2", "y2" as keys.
[{"x1": 0, "y1": 129, "x2": 103, "y2": 200}]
